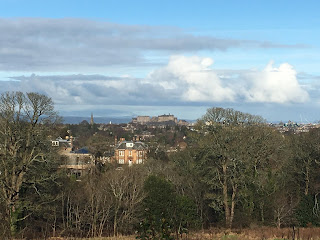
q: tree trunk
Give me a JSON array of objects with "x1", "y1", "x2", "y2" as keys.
[
  {"x1": 230, "y1": 183, "x2": 237, "y2": 229},
  {"x1": 9, "y1": 205, "x2": 18, "y2": 239},
  {"x1": 3, "y1": 205, "x2": 12, "y2": 240},
  {"x1": 222, "y1": 163, "x2": 231, "y2": 229},
  {"x1": 304, "y1": 164, "x2": 310, "y2": 196},
  {"x1": 260, "y1": 202, "x2": 265, "y2": 224},
  {"x1": 113, "y1": 206, "x2": 118, "y2": 237}
]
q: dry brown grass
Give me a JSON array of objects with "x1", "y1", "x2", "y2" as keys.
[
  {"x1": 34, "y1": 228, "x2": 320, "y2": 240},
  {"x1": 189, "y1": 227, "x2": 320, "y2": 240},
  {"x1": 47, "y1": 236, "x2": 136, "y2": 240}
]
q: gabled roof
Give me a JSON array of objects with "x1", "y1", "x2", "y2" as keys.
[
  {"x1": 55, "y1": 137, "x2": 69, "y2": 143},
  {"x1": 116, "y1": 141, "x2": 148, "y2": 150}
]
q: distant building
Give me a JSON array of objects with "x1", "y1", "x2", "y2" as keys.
[
  {"x1": 132, "y1": 116, "x2": 151, "y2": 124},
  {"x1": 52, "y1": 136, "x2": 94, "y2": 178},
  {"x1": 132, "y1": 114, "x2": 185, "y2": 126},
  {"x1": 157, "y1": 114, "x2": 177, "y2": 123},
  {"x1": 133, "y1": 131, "x2": 155, "y2": 141},
  {"x1": 52, "y1": 136, "x2": 74, "y2": 148},
  {"x1": 59, "y1": 147, "x2": 94, "y2": 178},
  {"x1": 114, "y1": 139, "x2": 148, "y2": 165},
  {"x1": 178, "y1": 119, "x2": 189, "y2": 126}
]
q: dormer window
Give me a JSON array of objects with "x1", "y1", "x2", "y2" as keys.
[{"x1": 126, "y1": 142, "x2": 133, "y2": 148}]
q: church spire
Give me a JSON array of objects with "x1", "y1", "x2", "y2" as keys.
[{"x1": 90, "y1": 112, "x2": 94, "y2": 125}]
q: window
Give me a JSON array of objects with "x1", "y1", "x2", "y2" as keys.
[
  {"x1": 119, "y1": 151, "x2": 124, "y2": 156},
  {"x1": 126, "y1": 142, "x2": 133, "y2": 148},
  {"x1": 119, "y1": 159, "x2": 124, "y2": 164},
  {"x1": 139, "y1": 151, "x2": 143, "y2": 156},
  {"x1": 52, "y1": 141, "x2": 59, "y2": 146},
  {"x1": 129, "y1": 151, "x2": 132, "y2": 156},
  {"x1": 137, "y1": 159, "x2": 143, "y2": 164}
]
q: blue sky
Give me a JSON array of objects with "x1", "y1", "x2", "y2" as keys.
[{"x1": 0, "y1": 0, "x2": 320, "y2": 122}]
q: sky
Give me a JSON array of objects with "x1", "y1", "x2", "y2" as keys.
[{"x1": 0, "y1": 0, "x2": 320, "y2": 122}]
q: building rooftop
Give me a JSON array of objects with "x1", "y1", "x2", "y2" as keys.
[{"x1": 116, "y1": 140, "x2": 148, "y2": 150}]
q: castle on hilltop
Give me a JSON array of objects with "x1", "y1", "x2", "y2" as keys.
[{"x1": 132, "y1": 114, "x2": 188, "y2": 126}]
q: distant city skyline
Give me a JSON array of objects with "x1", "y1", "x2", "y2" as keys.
[{"x1": 0, "y1": 0, "x2": 320, "y2": 122}]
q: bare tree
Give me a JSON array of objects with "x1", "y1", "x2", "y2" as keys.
[
  {"x1": 60, "y1": 167, "x2": 146, "y2": 238},
  {"x1": 109, "y1": 167, "x2": 146, "y2": 236},
  {"x1": 0, "y1": 91, "x2": 58, "y2": 238},
  {"x1": 201, "y1": 107, "x2": 265, "y2": 126}
]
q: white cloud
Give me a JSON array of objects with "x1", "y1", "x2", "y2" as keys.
[
  {"x1": 149, "y1": 55, "x2": 236, "y2": 102},
  {"x1": 243, "y1": 61, "x2": 309, "y2": 103},
  {"x1": 2, "y1": 56, "x2": 310, "y2": 108},
  {"x1": 148, "y1": 56, "x2": 309, "y2": 104}
]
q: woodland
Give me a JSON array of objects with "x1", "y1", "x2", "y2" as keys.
[{"x1": 1, "y1": 92, "x2": 320, "y2": 239}]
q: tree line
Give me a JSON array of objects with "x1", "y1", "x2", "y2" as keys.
[{"x1": 1, "y1": 92, "x2": 320, "y2": 239}]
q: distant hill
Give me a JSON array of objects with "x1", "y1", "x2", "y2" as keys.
[{"x1": 61, "y1": 116, "x2": 132, "y2": 124}]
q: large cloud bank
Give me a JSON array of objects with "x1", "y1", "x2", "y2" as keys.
[
  {"x1": 147, "y1": 56, "x2": 309, "y2": 104},
  {"x1": 0, "y1": 18, "x2": 306, "y2": 71},
  {"x1": 2, "y1": 56, "x2": 309, "y2": 106}
]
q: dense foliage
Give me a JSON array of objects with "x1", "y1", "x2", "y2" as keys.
[{"x1": 137, "y1": 175, "x2": 198, "y2": 240}]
